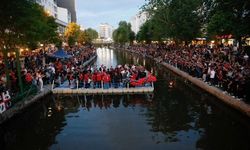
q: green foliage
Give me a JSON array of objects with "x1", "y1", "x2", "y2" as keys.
[
  {"x1": 0, "y1": 0, "x2": 59, "y2": 50},
  {"x1": 137, "y1": 20, "x2": 153, "y2": 43},
  {"x1": 207, "y1": 0, "x2": 250, "y2": 39},
  {"x1": 207, "y1": 11, "x2": 234, "y2": 36},
  {"x1": 113, "y1": 21, "x2": 134, "y2": 44},
  {"x1": 0, "y1": 0, "x2": 59, "y2": 91},
  {"x1": 64, "y1": 22, "x2": 81, "y2": 46},
  {"x1": 85, "y1": 28, "x2": 98, "y2": 43},
  {"x1": 77, "y1": 28, "x2": 98, "y2": 44},
  {"x1": 136, "y1": 18, "x2": 165, "y2": 43},
  {"x1": 68, "y1": 36, "x2": 75, "y2": 47},
  {"x1": 141, "y1": 0, "x2": 202, "y2": 44}
]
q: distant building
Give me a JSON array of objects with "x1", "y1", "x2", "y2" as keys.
[
  {"x1": 80, "y1": 25, "x2": 85, "y2": 31},
  {"x1": 57, "y1": 0, "x2": 77, "y2": 22},
  {"x1": 99, "y1": 23, "x2": 113, "y2": 40},
  {"x1": 130, "y1": 12, "x2": 149, "y2": 34},
  {"x1": 35, "y1": 0, "x2": 73, "y2": 34}
]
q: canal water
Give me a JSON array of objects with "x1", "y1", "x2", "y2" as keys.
[{"x1": 1, "y1": 48, "x2": 250, "y2": 150}]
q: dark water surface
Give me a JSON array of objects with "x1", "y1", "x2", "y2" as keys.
[{"x1": 1, "y1": 48, "x2": 250, "y2": 150}]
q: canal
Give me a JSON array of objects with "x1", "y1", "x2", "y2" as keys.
[{"x1": 0, "y1": 48, "x2": 250, "y2": 150}]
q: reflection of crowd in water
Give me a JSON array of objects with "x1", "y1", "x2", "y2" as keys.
[
  {"x1": 128, "y1": 44, "x2": 250, "y2": 101},
  {"x1": 56, "y1": 95, "x2": 154, "y2": 111}
]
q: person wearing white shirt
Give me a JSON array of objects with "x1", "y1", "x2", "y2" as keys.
[{"x1": 210, "y1": 68, "x2": 216, "y2": 85}]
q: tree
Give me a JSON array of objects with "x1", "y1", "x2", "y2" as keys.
[
  {"x1": 142, "y1": 0, "x2": 203, "y2": 44},
  {"x1": 113, "y1": 21, "x2": 134, "y2": 44},
  {"x1": 64, "y1": 22, "x2": 81, "y2": 46},
  {"x1": 137, "y1": 20, "x2": 153, "y2": 43},
  {"x1": 0, "y1": 0, "x2": 59, "y2": 93},
  {"x1": 77, "y1": 30, "x2": 86, "y2": 45},
  {"x1": 136, "y1": 18, "x2": 165, "y2": 43},
  {"x1": 41, "y1": 16, "x2": 60, "y2": 46},
  {"x1": 207, "y1": 0, "x2": 250, "y2": 48},
  {"x1": 85, "y1": 28, "x2": 98, "y2": 44},
  {"x1": 77, "y1": 28, "x2": 98, "y2": 45}
]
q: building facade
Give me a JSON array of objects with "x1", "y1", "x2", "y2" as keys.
[
  {"x1": 35, "y1": 0, "x2": 58, "y2": 18},
  {"x1": 57, "y1": 7, "x2": 71, "y2": 24},
  {"x1": 99, "y1": 23, "x2": 113, "y2": 40},
  {"x1": 35, "y1": 0, "x2": 72, "y2": 34},
  {"x1": 56, "y1": 0, "x2": 77, "y2": 22},
  {"x1": 130, "y1": 12, "x2": 149, "y2": 34}
]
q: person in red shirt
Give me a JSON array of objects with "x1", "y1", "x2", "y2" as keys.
[
  {"x1": 102, "y1": 72, "x2": 111, "y2": 89},
  {"x1": 96, "y1": 71, "x2": 102, "y2": 88},
  {"x1": 25, "y1": 71, "x2": 33, "y2": 85}
]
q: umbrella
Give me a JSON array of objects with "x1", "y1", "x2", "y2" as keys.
[{"x1": 51, "y1": 49, "x2": 72, "y2": 59}]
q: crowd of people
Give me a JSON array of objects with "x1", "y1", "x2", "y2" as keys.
[
  {"x1": 128, "y1": 44, "x2": 250, "y2": 101},
  {"x1": 0, "y1": 45, "x2": 97, "y2": 96},
  {"x1": 53, "y1": 64, "x2": 156, "y2": 89},
  {"x1": 1, "y1": 42, "x2": 249, "y2": 104}
]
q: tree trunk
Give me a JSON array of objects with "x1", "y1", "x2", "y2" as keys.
[
  {"x1": 2, "y1": 48, "x2": 11, "y2": 89},
  {"x1": 15, "y1": 48, "x2": 24, "y2": 94}
]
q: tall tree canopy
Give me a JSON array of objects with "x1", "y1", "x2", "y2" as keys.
[
  {"x1": 78, "y1": 28, "x2": 98, "y2": 44},
  {"x1": 113, "y1": 21, "x2": 135, "y2": 44},
  {"x1": 142, "y1": 0, "x2": 202, "y2": 44},
  {"x1": 0, "y1": 0, "x2": 58, "y2": 50},
  {"x1": 0, "y1": 0, "x2": 59, "y2": 91},
  {"x1": 207, "y1": 0, "x2": 250, "y2": 47}
]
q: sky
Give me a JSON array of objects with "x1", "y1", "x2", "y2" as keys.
[{"x1": 76, "y1": 0, "x2": 146, "y2": 30}]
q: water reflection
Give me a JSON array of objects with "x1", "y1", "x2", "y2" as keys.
[
  {"x1": 0, "y1": 96, "x2": 66, "y2": 150},
  {"x1": 56, "y1": 94, "x2": 154, "y2": 111}
]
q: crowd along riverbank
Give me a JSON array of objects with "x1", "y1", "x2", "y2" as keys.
[
  {"x1": 0, "y1": 54, "x2": 97, "y2": 124},
  {"x1": 117, "y1": 47, "x2": 250, "y2": 117}
]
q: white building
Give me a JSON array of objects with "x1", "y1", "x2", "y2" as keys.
[
  {"x1": 99, "y1": 23, "x2": 113, "y2": 40},
  {"x1": 35, "y1": 0, "x2": 72, "y2": 34},
  {"x1": 130, "y1": 12, "x2": 149, "y2": 34},
  {"x1": 57, "y1": 7, "x2": 71, "y2": 24},
  {"x1": 80, "y1": 25, "x2": 85, "y2": 31},
  {"x1": 35, "y1": 0, "x2": 58, "y2": 18}
]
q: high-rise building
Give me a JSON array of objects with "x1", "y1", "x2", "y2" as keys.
[
  {"x1": 57, "y1": 7, "x2": 71, "y2": 24},
  {"x1": 57, "y1": 0, "x2": 77, "y2": 22},
  {"x1": 130, "y1": 12, "x2": 149, "y2": 34},
  {"x1": 99, "y1": 23, "x2": 113, "y2": 40},
  {"x1": 35, "y1": 0, "x2": 58, "y2": 18},
  {"x1": 35, "y1": 0, "x2": 72, "y2": 34}
]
